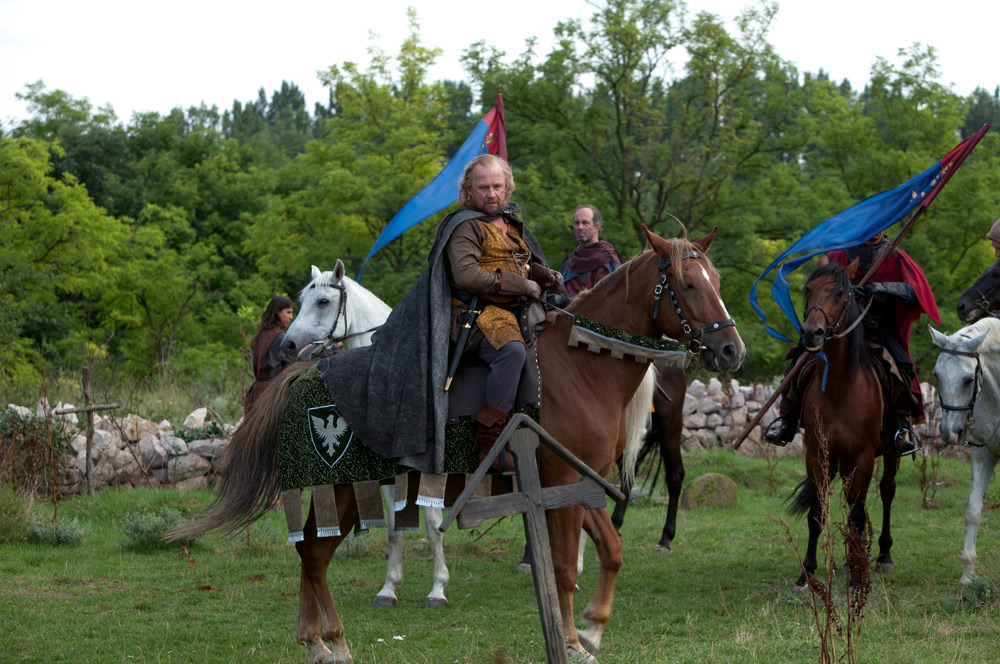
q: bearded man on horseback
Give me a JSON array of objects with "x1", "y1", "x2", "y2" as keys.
[
  {"x1": 765, "y1": 232, "x2": 941, "y2": 456},
  {"x1": 319, "y1": 154, "x2": 562, "y2": 475}
]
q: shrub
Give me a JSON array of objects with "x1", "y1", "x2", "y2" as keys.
[
  {"x1": 119, "y1": 507, "x2": 195, "y2": 551},
  {"x1": 0, "y1": 408, "x2": 73, "y2": 491},
  {"x1": 27, "y1": 515, "x2": 88, "y2": 546}
]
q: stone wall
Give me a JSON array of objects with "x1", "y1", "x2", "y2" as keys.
[
  {"x1": 6, "y1": 402, "x2": 234, "y2": 496},
  {"x1": 684, "y1": 377, "x2": 967, "y2": 461},
  {"x1": 8, "y1": 376, "x2": 967, "y2": 496}
]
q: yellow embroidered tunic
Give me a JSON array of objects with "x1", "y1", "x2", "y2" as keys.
[{"x1": 447, "y1": 219, "x2": 533, "y2": 349}]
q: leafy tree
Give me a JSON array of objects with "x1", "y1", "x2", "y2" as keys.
[
  {"x1": 0, "y1": 137, "x2": 128, "y2": 384},
  {"x1": 245, "y1": 10, "x2": 474, "y2": 304}
]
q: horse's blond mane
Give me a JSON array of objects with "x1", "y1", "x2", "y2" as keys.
[
  {"x1": 964, "y1": 316, "x2": 1000, "y2": 347},
  {"x1": 568, "y1": 237, "x2": 718, "y2": 310}
]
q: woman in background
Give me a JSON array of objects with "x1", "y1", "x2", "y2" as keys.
[{"x1": 244, "y1": 295, "x2": 294, "y2": 414}]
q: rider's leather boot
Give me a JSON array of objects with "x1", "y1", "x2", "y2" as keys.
[
  {"x1": 764, "y1": 398, "x2": 800, "y2": 446},
  {"x1": 474, "y1": 403, "x2": 514, "y2": 472}
]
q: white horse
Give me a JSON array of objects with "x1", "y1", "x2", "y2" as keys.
[
  {"x1": 930, "y1": 317, "x2": 1000, "y2": 585},
  {"x1": 281, "y1": 261, "x2": 451, "y2": 607},
  {"x1": 280, "y1": 260, "x2": 654, "y2": 609}
]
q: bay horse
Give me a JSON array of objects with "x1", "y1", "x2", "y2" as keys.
[
  {"x1": 955, "y1": 259, "x2": 1000, "y2": 323},
  {"x1": 789, "y1": 261, "x2": 900, "y2": 591},
  {"x1": 930, "y1": 318, "x2": 1000, "y2": 585},
  {"x1": 170, "y1": 226, "x2": 744, "y2": 663}
]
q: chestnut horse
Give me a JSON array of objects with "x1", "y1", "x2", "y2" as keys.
[
  {"x1": 170, "y1": 225, "x2": 744, "y2": 663},
  {"x1": 789, "y1": 261, "x2": 900, "y2": 591}
]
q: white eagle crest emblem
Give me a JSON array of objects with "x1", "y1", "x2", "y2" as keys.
[{"x1": 307, "y1": 405, "x2": 353, "y2": 468}]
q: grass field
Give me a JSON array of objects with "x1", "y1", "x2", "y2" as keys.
[{"x1": 2, "y1": 450, "x2": 998, "y2": 664}]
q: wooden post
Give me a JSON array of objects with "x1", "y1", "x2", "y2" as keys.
[
  {"x1": 53, "y1": 367, "x2": 120, "y2": 495},
  {"x1": 441, "y1": 415, "x2": 622, "y2": 664}
]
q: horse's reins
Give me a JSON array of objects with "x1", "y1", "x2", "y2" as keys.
[
  {"x1": 652, "y1": 252, "x2": 736, "y2": 354},
  {"x1": 938, "y1": 347, "x2": 984, "y2": 447},
  {"x1": 802, "y1": 283, "x2": 874, "y2": 390},
  {"x1": 301, "y1": 280, "x2": 382, "y2": 358},
  {"x1": 804, "y1": 294, "x2": 873, "y2": 341}
]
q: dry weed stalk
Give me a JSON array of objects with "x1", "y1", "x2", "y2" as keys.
[{"x1": 772, "y1": 409, "x2": 873, "y2": 664}]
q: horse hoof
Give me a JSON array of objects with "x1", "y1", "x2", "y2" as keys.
[
  {"x1": 371, "y1": 595, "x2": 397, "y2": 608},
  {"x1": 653, "y1": 543, "x2": 673, "y2": 553},
  {"x1": 423, "y1": 597, "x2": 448, "y2": 608},
  {"x1": 568, "y1": 647, "x2": 600, "y2": 663},
  {"x1": 517, "y1": 561, "x2": 532, "y2": 573},
  {"x1": 577, "y1": 629, "x2": 601, "y2": 654},
  {"x1": 875, "y1": 561, "x2": 894, "y2": 574},
  {"x1": 791, "y1": 584, "x2": 807, "y2": 596}
]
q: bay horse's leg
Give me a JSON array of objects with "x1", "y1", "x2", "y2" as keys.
[
  {"x1": 962, "y1": 446, "x2": 999, "y2": 584},
  {"x1": 794, "y1": 482, "x2": 820, "y2": 592},
  {"x1": 656, "y1": 389, "x2": 685, "y2": 553},
  {"x1": 875, "y1": 455, "x2": 900, "y2": 573},
  {"x1": 843, "y1": 454, "x2": 875, "y2": 586},
  {"x1": 373, "y1": 484, "x2": 403, "y2": 607},
  {"x1": 296, "y1": 484, "x2": 358, "y2": 664},
  {"x1": 577, "y1": 507, "x2": 623, "y2": 654},
  {"x1": 422, "y1": 505, "x2": 450, "y2": 607}
]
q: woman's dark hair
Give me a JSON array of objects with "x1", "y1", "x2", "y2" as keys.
[{"x1": 258, "y1": 295, "x2": 294, "y2": 332}]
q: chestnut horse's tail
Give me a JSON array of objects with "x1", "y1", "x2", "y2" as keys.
[
  {"x1": 787, "y1": 477, "x2": 814, "y2": 518},
  {"x1": 166, "y1": 362, "x2": 313, "y2": 541}
]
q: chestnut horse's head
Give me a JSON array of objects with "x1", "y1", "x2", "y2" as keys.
[
  {"x1": 956, "y1": 259, "x2": 1000, "y2": 323},
  {"x1": 643, "y1": 225, "x2": 745, "y2": 372}
]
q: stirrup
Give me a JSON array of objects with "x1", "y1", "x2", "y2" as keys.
[
  {"x1": 763, "y1": 417, "x2": 793, "y2": 447},
  {"x1": 894, "y1": 427, "x2": 920, "y2": 458}
]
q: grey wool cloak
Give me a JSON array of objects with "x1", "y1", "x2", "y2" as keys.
[{"x1": 317, "y1": 204, "x2": 548, "y2": 475}]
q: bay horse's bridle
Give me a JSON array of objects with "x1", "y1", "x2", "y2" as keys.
[
  {"x1": 651, "y1": 251, "x2": 736, "y2": 354},
  {"x1": 802, "y1": 284, "x2": 872, "y2": 342},
  {"x1": 938, "y1": 346, "x2": 984, "y2": 447},
  {"x1": 303, "y1": 280, "x2": 381, "y2": 357},
  {"x1": 970, "y1": 278, "x2": 1000, "y2": 317}
]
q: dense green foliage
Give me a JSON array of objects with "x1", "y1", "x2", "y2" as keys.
[
  {"x1": 1, "y1": 452, "x2": 998, "y2": 662},
  {"x1": 3, "y1": 0, "x2": 1000, "y2": 422}
]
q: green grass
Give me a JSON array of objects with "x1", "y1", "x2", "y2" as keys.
[{"x1": 2, "y1": 451, "x2": 999, "y2": 663}]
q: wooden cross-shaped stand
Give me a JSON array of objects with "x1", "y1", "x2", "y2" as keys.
[
  {"x1": 53, "y1": 367, "x2": 120, "y2": 495},
  {"x1": 440, "y1": 414, "x2": 624, "y2": 664}
]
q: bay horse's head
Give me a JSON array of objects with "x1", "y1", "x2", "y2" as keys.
[
  {"x1": 644, "y1": 226, "x2": 745, "y2": 372},
  {"x1": 799, "y1": 261, "x2": 868, "y2": 369},
  {"x1": 281, "y1": 261, "x2": 350, "y2": 362},
  {"x1": 956, "y1": 259, "x2": 1000, "y2": 323},
  {"x1": 930, "y1": 321, "x2": 992, "y2": 445}
]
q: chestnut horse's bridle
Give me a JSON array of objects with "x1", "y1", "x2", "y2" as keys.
[
  {"x1": 937, "y1": 346, "x2": 984, "y2": 447},
  {"x1": 651, "y1": 251, "x2": 735, "y2": 354}
]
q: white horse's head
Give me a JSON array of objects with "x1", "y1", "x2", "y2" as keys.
[
  {"x1": 930, "y1": 321, "x2": 993, "y2": 445},
  {"x1": 281, "y1": 260, "x2": 392, "y2": 362}
]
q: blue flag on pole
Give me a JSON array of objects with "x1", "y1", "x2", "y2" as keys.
[
  {"x1": 749, "y1": 133, "x2": 980, "y2": 342},
  {"x1": 357, "y1": 95, "x2": 507, "y2": 281}
]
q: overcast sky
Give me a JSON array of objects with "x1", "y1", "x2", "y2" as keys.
[{"x1": 1, "y1": 0, "x2": 996, "y2": 128}]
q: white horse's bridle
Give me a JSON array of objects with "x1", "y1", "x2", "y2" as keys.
[{"x1": 302, "y1": 280, "x2": 381, "y2": 357}]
